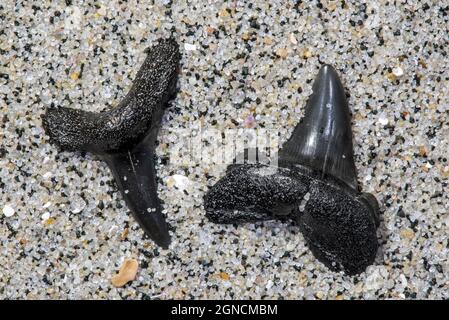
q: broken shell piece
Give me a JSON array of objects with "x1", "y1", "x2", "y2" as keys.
[
  {"x1": 204, "y1": 65, "x2": 379, "y2": 275},
  {"x1": 111, "y1": 258, "x2": 139, "y2": 287},
  {"x1": 42, "y1": 38, "x2": 181, "y2": 248}
]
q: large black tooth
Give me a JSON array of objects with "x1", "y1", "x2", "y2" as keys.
[
  {"x1": 279, "y1": 64, "x2": 358, "y2": 190},
  {"x1": 204, "y1": 65, "x2": 380, "y2": 275},
  {"x1": 42, "y1": 38, "x2": 181, "y2": 248}
]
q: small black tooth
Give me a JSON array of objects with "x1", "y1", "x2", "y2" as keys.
[
  {"x1": 279, "y1": 64, "x2": 358, "y2": 190},
  {"x1": 42, "y1": 39, "x2": 181, "y2": 248}
]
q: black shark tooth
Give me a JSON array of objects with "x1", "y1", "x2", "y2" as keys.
[
  {"x1": 42, "y1": 38, "x2": 181, "y2": 249},
  {"x1": 204, "y1": 65, "x2": 379, "y2": 275}
]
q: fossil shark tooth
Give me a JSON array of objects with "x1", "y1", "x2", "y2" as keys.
[
  {"x1": 204, "y1": 65, "x2": 379, "y2": 274},
  {"x1": 288, "y1": 65, "x2": 379, "y2": 275},
  {"x1": 42, "y1": 38, "x2": 181, "y2": 248}
]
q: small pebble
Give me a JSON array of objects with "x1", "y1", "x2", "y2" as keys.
[
  {"x1": 41, "y1": 212, "x2": 50, "y2": 220},
  {"x1": 289, "y1": 33, "x2": 297, "y2": 45},
  {"x1": 2, "y1": 205, "x2": 15, "y2": 217},
  {"x1": 418, "y1": 146, "x2": 427, "y2": 157},
  {"x1": 400, "y1": 229, "x2": 415, "y2": 239},
  {"x1": 184, "y1": 43, "x2": 197, "y2": 51},
  {"x1": 244, "y1": 115, "x2": 256, "y2": 128},
  {"x1": 300, "y1": 48, "x2": 312, "y2": 59},
  {"x1": 378, "y1": 115, "x2": 389, "y2": 126},
  {"x1": 219, "y1": 272, "x2": 230, "y2": 281},
  {"x1": 42, "y1": 172, "x2": 52, "y2": 179},
  {"x1": 276, "y1": 47, "x2": 288, "y2": 58},
  {"x1": 70, "y1": 196, "x2": 86, "y2": 213},
  {"x1": 392, "y1": 66, "x2": 404, "y2": 77},
  {"x1": 42, "y1": 201, "x2": 52, "y2": 209},
  {"x1": 166, "y1": 174, "x2": 190, "y2": 190},
  {"x1": 70, "y1": 72, "x2": 80, "y2": 81}
]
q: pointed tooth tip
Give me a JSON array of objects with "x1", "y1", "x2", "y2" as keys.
[
  {"x1": 142, "y1": 207, "x2": 172, "y2": 249},
  {"x1": 316, "y1": 64, "x2": 341, "y2": 84},
  {"x1": 153, "y1": 235, "x2": 171, "y2": 249},
  {"x1": 319, "y1": 63, "x2": 337, "y2": 72},
  {"x1": 308, "y1": 65, "x2": 347, "y2": 108}
]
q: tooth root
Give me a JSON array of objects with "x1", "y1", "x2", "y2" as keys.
[
  {"x1": 297, "y1": 182, "x2": 379, "y2": 275},
  {"x1": 42, "y1": 38, "x2": 180, "y2": 154},
  {"x1": 204, "y1": 164, "x2": 309, "y2": 224},
  {"x1": 359, "y1": 192, "x2": 381, "y2": 227},
  {"x1": 103, "y1": 138, "x2": 171, "y2": 248},
  {"x1": 279, "y1": 64, "x2": 358, "y2": 190}
]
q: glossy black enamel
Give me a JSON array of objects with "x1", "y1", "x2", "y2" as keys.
[
  {"x1": 279, "y1": 64, "x2": 358, "y2": 190},
  {"x1": 103, "y1": 134, "x2": 171, "y2": 248},
  {"x1": 42, "y1": 39, "x2": 181, "y2": 248}
]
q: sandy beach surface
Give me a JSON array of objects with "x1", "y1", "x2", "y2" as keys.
[{"x1": 0, "y1": 1, "x2": 448, "y2": 299}]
